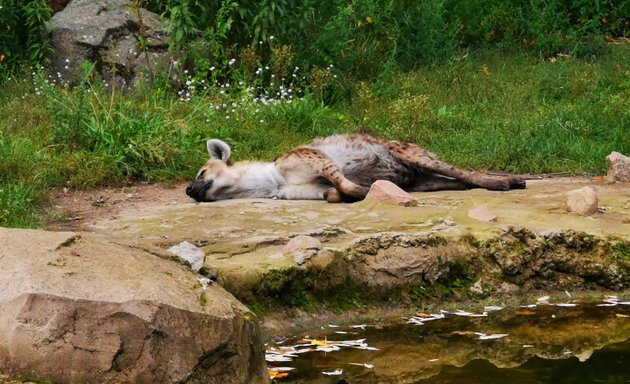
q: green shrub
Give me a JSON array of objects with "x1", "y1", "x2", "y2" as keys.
[{"x1": 0, "y1": 0, "x2": 52, "y2": 81}]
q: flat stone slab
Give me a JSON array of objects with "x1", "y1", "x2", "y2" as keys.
[{"x1": 82, "y1": 177, "x2": 630, "y2": 302}]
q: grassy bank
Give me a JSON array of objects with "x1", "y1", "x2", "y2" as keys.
[{"x1": 0, "y1": 46, "x2": 629, "y2": 228}]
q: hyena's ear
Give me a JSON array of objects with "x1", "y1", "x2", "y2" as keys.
[{"x1": 206, "y1": 139, "x2": 232, "y2": 163}]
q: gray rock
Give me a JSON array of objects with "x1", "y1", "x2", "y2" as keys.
[
  {"x1": 0, "y1": 228, "x2": 267, "y2": 384},
  {"x1": 48, "y1": 0, "x2": 173, "y2": 88},
  {"x1": 607, "y1": 151, "x2": 630, "y2": 182},
  {"x1": 566, "y1": 186, "x2": 598, "y2": 215},
  {"x1": 168, "y1": 241, "x2": 206, "y2": 272}
]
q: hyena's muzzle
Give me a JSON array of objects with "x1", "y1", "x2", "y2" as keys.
[{"x1": 185, "y1": 180, "x2": 213, "y2": 202}]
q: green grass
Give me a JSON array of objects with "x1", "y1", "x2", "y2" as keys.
[{"x1": 0, "y1": 46, "x2": 628, "y2": 228}]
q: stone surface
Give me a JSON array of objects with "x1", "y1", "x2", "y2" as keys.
[
  {"x1": 55, "y1": 177, "x2": 630, "y2": 307},
  {"x1": 365, "y1": 180, "x2": 418, "y2": 206},
  {"x1": 566, "y1": 186, "x2": 599, "y2": 215},
  {"x1": 168, "y1": 241, "x2": 205, "y2": 272},
  {"x1": 284, "y1": 235, "x2": 322, "y2": 253},
  {"x1": 467, "y1": 205, "x2": 498, "y2": 222},
  {"x1": 607, "y1": 151, "x2": 630, "y2": 182},
  {"x1": 49, "y1": 0, "x2": 173, "y2": 88},
  {"x1": 0, "y1": 228, "x2": 267, "y2": 384}
]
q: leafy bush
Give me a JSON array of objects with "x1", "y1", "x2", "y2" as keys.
[{"x1": 0, "y1": 0, "x2": 52, "y2": 81}]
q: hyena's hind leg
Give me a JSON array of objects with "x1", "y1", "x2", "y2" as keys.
[
  {"x1": 276, "y1": 148, "x2": 370, "y2": 202},
  {"x1": 388, "y1": 141, "x2": 526, "y2": 191},
  {"x1": 408, "y1": 173, "x2": 469, "y2": 192}
]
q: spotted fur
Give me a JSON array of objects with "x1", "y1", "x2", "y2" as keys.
[{"x1": 186, "y1": 133, "x2": 526, "y2": 202}]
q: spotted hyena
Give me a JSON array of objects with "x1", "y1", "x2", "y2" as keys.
[{"x1": 185, "y1": 133, "x2": 526, "y2": 203}]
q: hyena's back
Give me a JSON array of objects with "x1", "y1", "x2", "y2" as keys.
[{"x1": 304, "y1": 134, "x2": 420, "y2": 187}]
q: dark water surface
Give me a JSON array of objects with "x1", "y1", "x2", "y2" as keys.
[{"x1": 268, "y1": 303, "x2": 630, "y2": 383}]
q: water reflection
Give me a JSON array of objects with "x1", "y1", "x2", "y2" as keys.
[{"x1": 270, "y1": 304, "x2": 630, "y2": 383}]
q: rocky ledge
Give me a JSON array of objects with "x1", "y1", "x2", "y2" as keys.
[{"x1": 88, "y1": 177, "x2": 630, "y2": 309}]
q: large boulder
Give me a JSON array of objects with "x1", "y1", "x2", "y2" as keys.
[
  {"x1": 48, "y1": 0, "x2": 173, "y2": 88},
  {"x1": 0, "y1": 228, "x2": 268, "y2": 384},
  {"x1": 607, "y1": 151, "x2": 630, "y2": 182}
]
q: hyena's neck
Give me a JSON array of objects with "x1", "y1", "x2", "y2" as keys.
[{"x1": 229, "y1": 162, "x2": 285, "y2": 198}]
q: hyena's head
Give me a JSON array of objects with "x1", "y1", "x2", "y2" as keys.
[{"x1": 185, "y1": 139, "x2": 235, "y2": 202}]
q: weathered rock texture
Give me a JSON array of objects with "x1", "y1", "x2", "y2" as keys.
[
  {"x1": 168, "y1": 241, "x2": 206, "y2": 272},
  {"x1": 566, "y1": 186, "x2": 598, "y2": 215},
  {"x1": 0, "y1": 228, "x2": 267, "y2": 384},
  {"x1": 78, "y1": 178, "x2": 630, "y2": 308},
  {"x1": 49, "y1": 0, "x2": 172, "y2": 88},
  {"x1": 607, "y1": 151, "x2": 630, "y2": 182}
]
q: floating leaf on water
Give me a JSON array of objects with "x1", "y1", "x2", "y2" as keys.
[
  {"x1": 322, "y1": 368, "x2": 343, "y2": 376},
  {"x1": 269, "y1": 367, "x2": 296, "y2": 372},
  {"x1": 451, "y1": 330, "x2": 476, "y2": 336},
  {"x1": 454, "y1": 309, "x2": 488, "y2": 317},
  {"x1": 269, "y1": 371, "x2": 289, "y2": 379},
  {"x1": 514, "y1": 309, "x2": 536, "y2": 315},
  {"x1": 477, "y1": 333, "x2": 509, "y2": 340}
]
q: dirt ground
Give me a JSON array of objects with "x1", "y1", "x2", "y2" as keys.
[{"x1": 47, "y1": 181, "x2": 193, "y2": 231}]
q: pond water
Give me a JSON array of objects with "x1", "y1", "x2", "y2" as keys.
[{"x1": 267, "y1": 299, "x2": 630, "y2": 383}]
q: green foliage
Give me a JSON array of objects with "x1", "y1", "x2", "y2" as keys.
[
  {"x1": 446, "y1": 0, "x2": 629, "y2": 57},
  {"x1": 0, "y1": 0, "x2": 53, "y2": 81}
]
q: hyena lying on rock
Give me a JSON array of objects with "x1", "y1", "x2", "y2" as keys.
[{"x1": 186, "y1": 133, "x2": 526, "y2": 203}]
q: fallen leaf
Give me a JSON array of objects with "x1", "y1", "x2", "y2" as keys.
[
  {"x1": 514, "y1": 309, "x2": 536, "y2": 315},
  {"x1": 322, "y1": 368, "x2": 343, "y2": 376}
]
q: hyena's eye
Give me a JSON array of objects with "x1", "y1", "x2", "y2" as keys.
[{"x1": 196, "y1": 169, "x2": 207, "y2": 179}]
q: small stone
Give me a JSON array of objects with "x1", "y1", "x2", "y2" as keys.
[
  {"x1": 566, "y1": 186, "x2": 598, "y2": 215},
  {"x1": 284, "y1": 235, "x2": 322, "y2": 253},
  {"x1": 364, "y1": 180, "x2": 418, "y2": 206},
  {"x1": 468, "y1": 205, "x2": 497, "y2": 222},
  {"x1": 606, "y1": 151, "x2": 630, "y2": 182},
  {"x1": 470, "y1": 279, "x2": 484, "y2": 294},
  {"x1": 167, "y1": 241, "x2": 205, "y2": 272}
]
